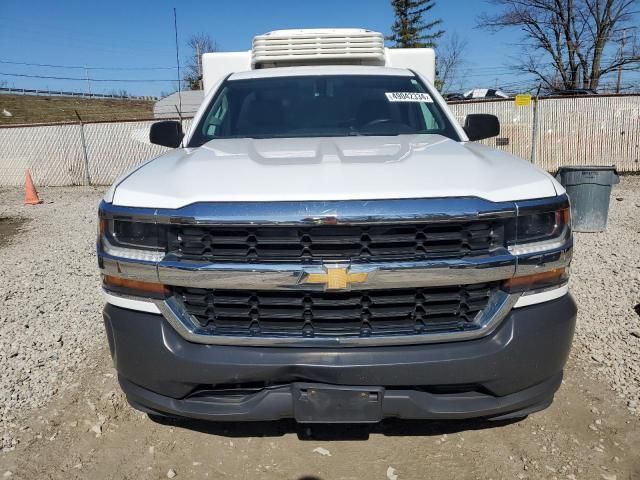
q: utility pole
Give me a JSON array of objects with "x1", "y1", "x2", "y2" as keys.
[
  {"x1": 173, "y1": 8, "x2": 182, "y2": 117},
  {"x1": 75, "y1": 110, "x2": 91, "y2": 186},
  {"x1": 616, "y1": 29, "x2": 627, "y2": 94},
  {"x1": 196, "y1": 43, "x2": 203, "y2": 90},
  {"x1": 84, "y1": 66, "x2": 91, "y2": 97},
  {"x1": 530, "y1": 84, "x2": 542, "y2": 164}
]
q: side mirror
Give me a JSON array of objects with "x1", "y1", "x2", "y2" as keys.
[
  {"x1": 150, "y1": 121, "x2": 184, "y2": 148},
  {"x1": 463, "y1": 114, "x2": 500, "y2": 141}
]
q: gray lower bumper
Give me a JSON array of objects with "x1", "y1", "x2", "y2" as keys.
[
  {"x1": 104, "y1": 294, "x2": 577, "y2": 422},
  {"x1": 122, "y1": 374, "x2": 561, "y2": 422}
]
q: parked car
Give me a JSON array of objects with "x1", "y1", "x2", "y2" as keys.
[
  {"x1": 98, "y1": 29, "x2": 576, "y2": 424},
  {"x1": 443, "y1": 92, "x2": 465, "y2": 101},
  {"x1": 551, "y1": 89, "x2": 598, "y2": 96},
  {"x1": 463, "y1": 88, "x2": 510, "y2": 99}
]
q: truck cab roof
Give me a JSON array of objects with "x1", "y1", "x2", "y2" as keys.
[{"x1": 229, "y1": 65, "x2": 414, "y2": 81}]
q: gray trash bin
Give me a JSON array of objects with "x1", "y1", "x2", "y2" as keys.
[{"x1": 555, "y1": 166, "x2": 619, "y2": 232}]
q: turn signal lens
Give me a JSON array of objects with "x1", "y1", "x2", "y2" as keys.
[
  {"x1": 102, "y1": 275, "x2": 167, "y2": 297},
  {"x1": 503, "y1": 267, "x2": 569, "y2": 293},
  {"x1": 558, "y1": 208, "x2": 571, "y2": 226},
  {"x1": 99, "y1": 218, "x2": 108, "y2": 235}
]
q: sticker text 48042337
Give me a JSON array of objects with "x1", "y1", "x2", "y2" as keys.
[{"x1": 385, "y1": 92, "x2": 433, "y2": 103}]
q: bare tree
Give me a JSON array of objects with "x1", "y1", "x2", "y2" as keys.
[
  {"x1": 108, "y1": 88, "x2": 130, "y2": 98},
  {"x1": 184, "y1": 33, "x2": 217, "y2": 90},
  {"x1": 435, "y1": 33, "x2": 469, "y2": 92},
  {"x1": 478, "y1": 0, "x2": 640, "y2": 91}
]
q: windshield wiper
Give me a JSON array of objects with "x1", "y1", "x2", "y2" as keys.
[{"x1": 356, "y1": 132, "x2": 402, "y2": 136}]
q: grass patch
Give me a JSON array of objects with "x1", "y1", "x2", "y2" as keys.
[{"x1": 0, "y1": 94, "x2": 154, "y2": 125}]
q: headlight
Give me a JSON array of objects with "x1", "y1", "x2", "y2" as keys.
[
  {"x1": 507, "y1": 207, "x2": 571, "y2": 255},
  {"x1": 504, "y1": 203, "x2": 572, "y2": 298},
  {"x1": 99, "y1": 218, "x2": 167, "y2": 262}
]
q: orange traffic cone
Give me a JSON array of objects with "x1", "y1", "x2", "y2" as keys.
[{"x1": 24, "y1": 170, "x2": 42, "y2": 205}]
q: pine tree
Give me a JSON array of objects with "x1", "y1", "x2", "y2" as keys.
[{"x1": 387, "y1": 0, "x2": 444, "y2": 48}]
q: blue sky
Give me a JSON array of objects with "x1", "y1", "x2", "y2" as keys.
[{"x1": 0, "y1": 0, "x2": 630, "y2": 97}]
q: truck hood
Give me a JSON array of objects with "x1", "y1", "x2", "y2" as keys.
[{"x1": 110, "y1": 134, "x2": 560, "y2": 209}]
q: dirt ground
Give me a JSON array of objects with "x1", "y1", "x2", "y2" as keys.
[
  {"x1": 0, "y1": 217, "x2": 26, "y2": 249},
  {"x1": 0, "y1": 182, "x2": 639, "y2": 480},
  {"x1": 0, "y1": 346, "x2": 638, "y2": 480},
  {"x1": 1, "y1": 349, "x2": 640, "y2": 480}
]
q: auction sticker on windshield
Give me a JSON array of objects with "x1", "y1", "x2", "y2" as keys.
[{"x1": 385, "y1": 92, "x2": 433, "y2": 102}]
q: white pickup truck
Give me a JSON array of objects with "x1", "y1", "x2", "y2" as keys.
[{"x1": 98, "y1": 29, "x2": 575, "y2": 423}]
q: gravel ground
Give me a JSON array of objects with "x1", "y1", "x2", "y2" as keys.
[
  {"x1": 0, "y1": 179, "x2": 639, "y2": 471},
  {"x1": 0, "y1": 187, "x2": 105, "y2": 451},
  {"x1": 569, "y1": 177, "x2": 640, "y2": 414}
]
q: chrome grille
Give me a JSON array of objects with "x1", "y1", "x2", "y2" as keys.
[
  {"x1": 172, "y1": 283, "x2": 497, "y2": 338},
  {"x1": 168, "y1": 221, "x2": 504, "y2": 263}
]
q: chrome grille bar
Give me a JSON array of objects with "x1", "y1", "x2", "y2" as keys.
[{"x1": 152, "y1": 289, "x2": 521, "y2": 347}]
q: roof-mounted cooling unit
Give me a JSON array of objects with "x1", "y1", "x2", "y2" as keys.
[
  {"x1": 202, "y1": 28, "x2": 436, "y2": 94},
  {"x1": 252, "y1": 29, "x2": 386, "y2": 68}
]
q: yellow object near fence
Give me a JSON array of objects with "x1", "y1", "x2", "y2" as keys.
[{"x1": 514, "y1": 94, "x2": 532, "y2": 107}]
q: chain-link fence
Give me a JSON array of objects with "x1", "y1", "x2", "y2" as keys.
[
  {"x1": 0, "y1": 94, "x2": 638, "y2": 187},
  {"x1": 0, "y1": 118, "x2": 191, "y2": 186},
  {"x1": 84, "y1": 120, "x2": 192, "y2": 185},
  {"x1": 449, "y1": 94, "x2": 640, "y2": 173}
]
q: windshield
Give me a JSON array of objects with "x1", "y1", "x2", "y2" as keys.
[{"x1": 188, "y1": 74, "x2": 459, "y2": 147}]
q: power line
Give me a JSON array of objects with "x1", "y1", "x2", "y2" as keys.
[
  {"x1": 0, "y1": 59, "x2": 177, "y2": 71},
  {"x1": 0, "y1": 58, "x2": 516, "y2": 76},
  {"x1": 0, "y1": 72, "x2": 175, "y2": 82},
  {"x1": 0, "y1": 20, "x2": 173, "y2": 55}
]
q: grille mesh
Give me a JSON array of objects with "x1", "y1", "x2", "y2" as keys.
[
  {"x1": 173, "y1": 283, "x2": 497, "y2": 338},
  {"x1": 168, "y1": 221, "x2": 504, "y2": 264}
]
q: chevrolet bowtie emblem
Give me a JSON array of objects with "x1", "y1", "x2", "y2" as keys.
[{"x1": 304, "y1": 266, "x2": 369, "y2": 290}]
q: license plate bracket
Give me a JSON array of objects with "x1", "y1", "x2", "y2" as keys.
[{"x1": 292, "y1": 383, "x2": 384, "y2": 423}]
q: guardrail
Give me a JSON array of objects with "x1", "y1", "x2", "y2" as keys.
[{"x1": 0, "y1": 87, "x2": 158, "y2": 101}]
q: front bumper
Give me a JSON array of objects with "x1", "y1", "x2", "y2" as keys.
[{"x1": 104, "y1": 293, "x2": 577, "y2": 422}]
